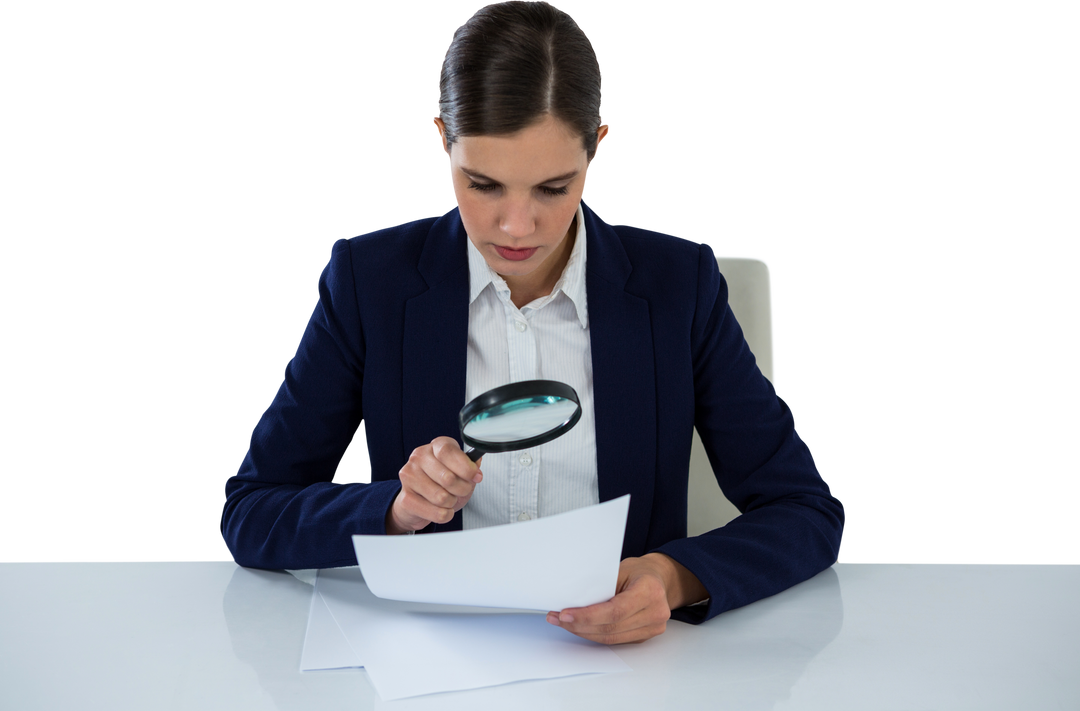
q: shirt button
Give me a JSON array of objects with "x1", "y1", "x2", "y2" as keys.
[
  {"x1": 519, "y1": 453, "x2": 532, "y2": 466},
  {"x1": 517, "y1": 512, "x2": 531, "y2": 522},
  {"x1": 514, "y1": 321, "x2": 527, "y2": 332}
]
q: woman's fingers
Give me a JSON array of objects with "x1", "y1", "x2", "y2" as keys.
[
  {"x1": 391, "y1": 436, "x2": 483, "y2": 532},
  {"x1": 429, "y1": 437, "x2": 483, "y2": 509}
]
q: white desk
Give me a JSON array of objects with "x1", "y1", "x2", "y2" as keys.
[{"x1": 1, "y1": 563, "x2": 1076, "y2": 709}]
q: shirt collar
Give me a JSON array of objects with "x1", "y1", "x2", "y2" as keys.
[{"x1": 466, "y1": 203, "x2": 589, "y2": 328}]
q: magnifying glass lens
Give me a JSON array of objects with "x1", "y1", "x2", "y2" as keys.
[
  {"x1": 458, "y1": 380, "x2": 582, "y2": 459},
  {"x1": 462, "y1": 396, "x2": 578, "y2": 443}
]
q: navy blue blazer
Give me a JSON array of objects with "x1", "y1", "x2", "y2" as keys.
[{"x1": 222, "y1": 203, "x2": 843, "y2": 623}]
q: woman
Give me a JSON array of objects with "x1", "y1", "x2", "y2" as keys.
[{"x1": 222, "y1": 1, "x2": 843, "y2": 645}]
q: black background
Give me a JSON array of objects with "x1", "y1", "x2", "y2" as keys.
[{"x1": 4, "y1": 4, "x2": 1062, "y2": 557}]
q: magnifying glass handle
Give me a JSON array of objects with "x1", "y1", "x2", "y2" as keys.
[{"x1": 466, "y1": 447, "x2": 483, "y2": 463}]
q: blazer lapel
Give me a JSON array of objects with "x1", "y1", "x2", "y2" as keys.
[
  {"x1": 402, "y1": 210, "x2": 470, "y2": 532},
  {"x1": 583, "y1": 204, "x2": 657, "y2": 558}
]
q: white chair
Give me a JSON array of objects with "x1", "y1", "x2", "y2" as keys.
[{"x1": 686, "y1": 258, "x2": 773, "y2": 536}]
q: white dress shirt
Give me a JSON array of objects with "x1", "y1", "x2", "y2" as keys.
[{"x1": 463, "y1": 204, "x2": 599, "y2": 529}]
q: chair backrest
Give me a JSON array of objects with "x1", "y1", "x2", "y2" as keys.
[
  {"x1": 717, "y1": 252, "x2": 777, "y2": 391},
  {"x1": 686, "y1": 258, "x2": 773, "y2": 536}
]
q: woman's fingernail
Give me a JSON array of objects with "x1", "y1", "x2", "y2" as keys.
[
  {"x1": 560, "y1": 613, "x2": 574, "y2": 623},
  {"x1": 546, "y1": 613, "x2": 559, "y2": 625}
]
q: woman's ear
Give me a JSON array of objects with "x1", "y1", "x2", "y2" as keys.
[
  {"x1": 596, "y1": 122, "x2": 613, "y2": 161},
  {"x1": 429, "y1": 115, "x2": 447, "y2": 157}
]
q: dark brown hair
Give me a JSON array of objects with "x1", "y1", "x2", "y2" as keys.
[{"x1": 439, "y1": 2, "x2": 602, "y2": 160}]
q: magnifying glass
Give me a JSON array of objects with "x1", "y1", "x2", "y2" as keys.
[{"x1": 459, "y1": 380, "x2": 582, "y2": 462}]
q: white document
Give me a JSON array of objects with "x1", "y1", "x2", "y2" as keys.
[
  {"x1": 314, "y1": 567, "x2": 630, "y2": 701},
  {"x1": 300, "y1": 582, "x2": 362, "y2": 671},
  {"x1": 352, "y1": 494, "x2": 630, "y2": 611}
]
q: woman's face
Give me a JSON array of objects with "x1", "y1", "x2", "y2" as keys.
[{"x1": 437, "y1": 115, "x2": 607, "y2": 289}]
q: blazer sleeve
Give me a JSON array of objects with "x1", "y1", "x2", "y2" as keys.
[
  {"x1": 221, "y1": 239, "x2": 401, "y2": 570},
  {"x1": 655, "y1": 243, "x2": 844, "y2": 623}
]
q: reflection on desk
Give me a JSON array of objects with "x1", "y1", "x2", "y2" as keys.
[{"x1": 0, "y1": 563, "x2": 1077, "y2": 710}]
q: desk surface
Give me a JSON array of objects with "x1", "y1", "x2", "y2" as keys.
[{"x1": 1, "y1": 563, "x2": 1077, "y2": 710}]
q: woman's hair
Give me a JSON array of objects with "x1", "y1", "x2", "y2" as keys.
[{"x1": 439, "y1": 2, "x2": 602, "y2": 160}]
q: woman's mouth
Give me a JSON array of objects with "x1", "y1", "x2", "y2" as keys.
[{"x1": 495, "y1": 246, "x2": 538, "y2": 261}]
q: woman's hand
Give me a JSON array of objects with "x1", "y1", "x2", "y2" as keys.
[
  {"x1": 545, "y1": 552, "x2": 707, "y2": 644},
  {"x1": 386, "y1": 437, "x2": 482, "y2": 534}
]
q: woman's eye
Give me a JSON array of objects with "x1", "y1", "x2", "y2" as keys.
[{"x1": 466, "y1": 181, "x2": 570, "y2": 195}]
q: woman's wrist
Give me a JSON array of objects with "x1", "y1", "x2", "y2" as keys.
[
  {"x1": 641, "y1": 552, "x2": 708, "y2": 610},
  {"x1": 384, "y1": 492, "x2": 408, "y2": 535}
]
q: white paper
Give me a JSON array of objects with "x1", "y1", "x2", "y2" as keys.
[
  {"x1": 300, "y1": 579, "x2": 363, "y2": 671},
  {"x1": 352, "y1": 494, "x2": 630, "y2": 611},
  {"x1": 315, "y1": 567, "x2": 630, "y2": 701}
]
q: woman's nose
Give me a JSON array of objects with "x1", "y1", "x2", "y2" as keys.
[{"x1": 499, "y1": 198, "x2": 536, "y2": 240}]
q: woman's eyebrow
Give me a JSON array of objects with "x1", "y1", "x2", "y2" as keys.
[{"x1": 460, "y1": 167, "x2": 579, "y2": 185}]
